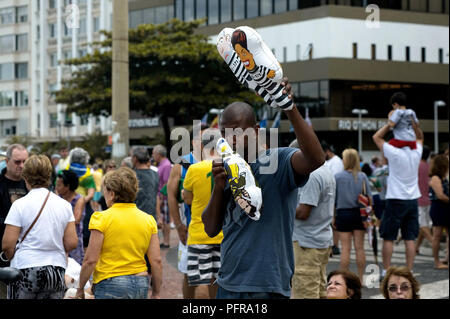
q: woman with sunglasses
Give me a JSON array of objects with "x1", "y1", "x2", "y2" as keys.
[{"x1": 380, "y1": 266, "x2": 420, "y2": 299}]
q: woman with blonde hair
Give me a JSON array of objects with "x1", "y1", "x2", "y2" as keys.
[
  {"x1": 2, "y1": 155, "x2": 78, "y2": 299},
  {"x1": 75, "y1": 166, "x2": 162, "y2": 299},
  {"x1": 334, "y1": 149, "x2": 373, "y2": 282}
]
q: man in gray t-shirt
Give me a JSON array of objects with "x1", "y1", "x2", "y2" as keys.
[
  {"x1": 292, "y1": 164, "x2": 336, "y2": 299},
  {"x1": 132, "y1": 147, "x2": 159, "y2": 219}
]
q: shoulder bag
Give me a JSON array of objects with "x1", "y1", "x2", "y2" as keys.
[{"x1": 358, "y1": 179, "x2": 371, "y2": 228}]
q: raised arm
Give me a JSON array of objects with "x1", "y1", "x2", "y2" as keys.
[
  {"x1": 410, "y1": 115, "x2": 424, "y2": 145},
  {"x1": 167, "y1": 164, "x2": 188, "y2": 244},
  {"x1": 281, "y1": 78, "x2": 325, "y2": 176},
  {"x1": 372, "y1": 124, "x2": 390, "y2": 151}
]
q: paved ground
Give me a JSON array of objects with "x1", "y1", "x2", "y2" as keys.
[
  {"x1": 160, "y1": 228, "x2": 449, "y2": 299},
  {"x1": 157, "y1": 228, "x2": 185, "y2": 299}
]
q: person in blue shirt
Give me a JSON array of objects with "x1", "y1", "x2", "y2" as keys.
[{"x1": 202, "y1": 77, "x2": 325, "y2": 299}]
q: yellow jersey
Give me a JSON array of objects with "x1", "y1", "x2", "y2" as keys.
[
  {"x1": 183, "y1": 160, "x2": 223, "y2": 245},
  {"x1": 89, "y1": 203, "x2": 158, "y2": 284}
]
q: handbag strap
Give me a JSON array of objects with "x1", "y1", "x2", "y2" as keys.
[
  {"x1": 361, "y1": 177, "x2": 367, "y2": 196},
  {"x1": 20, "y1": 190, "x2": 51, "y2": 244}
]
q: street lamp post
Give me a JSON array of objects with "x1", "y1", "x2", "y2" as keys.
[
  {"x1": 352, "y1": 108, "x2": 368, "y2": 155},
  {"x1": 434, "y1": 101, "x2": 446, "y2": 154}
]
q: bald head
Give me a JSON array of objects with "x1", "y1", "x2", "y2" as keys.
[{"x1": 220, "y1": 102, "x2": 257, "y2": 128}]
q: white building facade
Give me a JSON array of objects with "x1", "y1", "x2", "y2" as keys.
[{"x1": 0, "y1": 0, "x2": 114, "y2": 147}]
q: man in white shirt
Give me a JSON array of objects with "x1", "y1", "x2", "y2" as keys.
[
  {"x1": 322, "y1": 143, "x2": 344, "y2": 176},
  {"x1": 372, "y1": 118, "x2": 424, "y2": 276}
]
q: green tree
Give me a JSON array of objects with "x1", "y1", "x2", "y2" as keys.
[{"x1": 55, "y1": 19, "x2": 263, "y2": 147}]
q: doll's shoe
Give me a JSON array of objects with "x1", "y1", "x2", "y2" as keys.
[{"x1": 231, "y1": 26, "x2": 293, "y2": 110}]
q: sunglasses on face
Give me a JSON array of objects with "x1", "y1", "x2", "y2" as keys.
[{"x1": 388, "y1": 284, "x2": 411, "y2": 293}]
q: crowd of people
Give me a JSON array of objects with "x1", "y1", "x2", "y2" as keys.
[{"x1": 0, "y1": 85, "x2": 448, "y2": 300}]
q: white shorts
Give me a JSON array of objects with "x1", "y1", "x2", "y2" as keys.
[
  {"x1": 177, "y1": 241, "x2": 188, "y2": 274},
  {"x1": 418, "y1": 205, "x2": 431, "y2": 228}
]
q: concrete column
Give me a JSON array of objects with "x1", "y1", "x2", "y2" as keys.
[
  {"x1": 39, "y1": 0, "x2": 47, "y2": 138},
  {"x1": 111, "y1": 0, "x2": 129, "y2": 163},
  {"x1": 57, "y1": 0, "x2": 63, "y2": 128}
]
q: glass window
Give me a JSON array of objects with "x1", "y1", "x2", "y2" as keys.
[
  {"x1": 0, "y1": 63, "x2": 14, "y2": 80},
  {"x1": 49, "y1": 23, "x2": 56, "y2": 38},
  {"x1": 16, "y1": 90, "x2": 28, "y2": 106},
  {"x1": 290, "y1": 82, "x2": 300, "y2": 97},
  {"x1": 49, "y1": 0, "x2": 56, "y2": 9},
  {"x1": 63, "y1": 50, "x2": 72, "y2": 60},
  {"x1": 129, "y1": 10, "x2": 142, "y2": 28},
  {"x1": 143, "y1": 8, "x2": 155, "y2": 24},
  {"x1": 175, "y1": 0, "x2": 183, "y2": 19},
  {"x1": 16, "y1": 33, "x2": 28, "y2": 52},
  {"x1": 233, "y1": 0, "x2": 245, "y2": 20},
  {"x1": 0, "y1": 7, "x2": 15, "y2": 24},
  {"x1": 220, "y1": 0, "x2": 232, "y2": 22},
  {"x1": 155, "y1": 6, "x2": 170, "y2": 24},
  {"x1": 261, "y1": 0, "x2": 273, "y2": 16},
  {"x1": 320, "y1": 80, "x2": 329, "y2": 100},
  {"x1": 0, "y1": 91, "x2": 14, "y2": 107},
  {"x1": 64, "y1": 24, "x2": 70, "y2": 36},
  {"x1": 184, "y1": 0, "x2": 194, "y2": 21},
  {"x1": 78, "y1": 48, "x2": 87, "y2": 57},
  {"x1": 0, "y1": 35, "x2": 15, "y2": 54},
  {"x1": 208, "y1": 0, "x2": 219, "y2": 24},
  {"x1": 167, "y1": 6, "x2": 174, "y2": 21},
  {"x1": 93, "y1": 16, "x2": 100, "y2": 32},
  {"x1": 353, "y1": 43, "x2": 357, "y2": 59},
  {"x1": 439, "y1": 48, "x2": 444, "y2": 64},
  {"x1": 79, "y1": 18, "x2": 86, "y2": 34},
  {"x1": 300, "y1": 81, "x2": 319, "y2": 101},
  {"x1": 289, "y1": 0, "x2": 298, "y2": 10},
  {"x1": 247, "y1": 0, "x2": 259, "y2": 18},
  {"x1": 421, "y1": 47, "x2": 426, "y2": 62},
  {"x1": 299, "y1": 0, "x2": 320, "y2": 9},
  {"x1": 50, "y1": 53, "x2": 58, "y2": 67},
  {"x1": 196, "y1": 0, "x2": 207, "y2": 21},
  {"x1": 275, "y1": 0, "x2": 288, "y2": 13},
  {"x1": 49, "y1": 113, "x2": 58, "y2": 128},
  {"x1": 16, "y1": 6, "x2": 28, "y2": 23},
  {"x1": 15, "y1": 62, "x2": 28, "y2": 79},
  {"x1": 405, "y1": 46, "x2": 410, "y2": 61},
  {"x1": 387, "y1": 45, "x2": 392, "y2": 60}
]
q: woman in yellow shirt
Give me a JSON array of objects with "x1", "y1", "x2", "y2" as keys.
[{"x1": 75, "y1": 167, "x2": 162, "y2": 299}]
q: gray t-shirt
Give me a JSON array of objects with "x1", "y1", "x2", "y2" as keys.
[
  {"x1": 390, "y1": 109, "x2": 419, "y2": 141},
  {"x1": 292, "y1": 164, "x2": 335, "y2": 249},
  {"x1": 217, "y1": 148, "x2": 309, "y2": 298},
  {"x1": 135, "y1": 168, "x2": 159, "y2": 219},
  {"x1": 335, "y1": 171, "x2": 372, "y2": 210}
]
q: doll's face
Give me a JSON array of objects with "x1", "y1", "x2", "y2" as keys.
[{"x1": 234, "y1": 44, "x2": 255, "y2": 71}]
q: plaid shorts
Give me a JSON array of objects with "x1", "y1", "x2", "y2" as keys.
[
  {"x1": 187, "y1": 244, "x2": 221, "y2": 286},
  {"x1": 160, "y1": 196, "x2": 170, "y2": 224}
]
